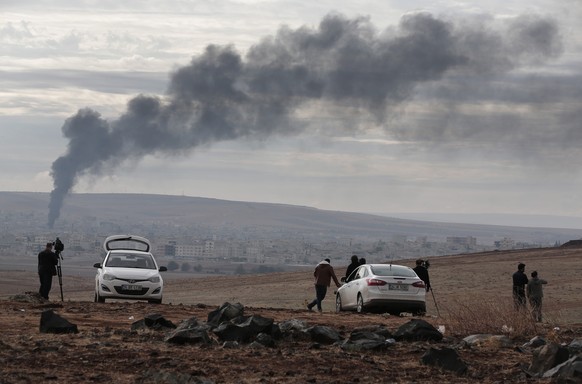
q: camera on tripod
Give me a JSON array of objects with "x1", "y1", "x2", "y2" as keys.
[{"x1": 53, "y1": 237, "x2": 64, "y2": 255}]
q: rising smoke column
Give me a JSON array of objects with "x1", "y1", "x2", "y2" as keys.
[{"x1": 47, "y1": 13, "x2": 561, "y2": 227}]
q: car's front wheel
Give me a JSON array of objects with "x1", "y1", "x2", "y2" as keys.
[
  {"x1": 335, "y1": 294, "x2": 342, "y2": 313},
  {"x1": 94, "y1": 291, "x2": 105, "y2": 303},
  {"x1": 356, "y1": 294, "x2": 365, "y2": 313}
]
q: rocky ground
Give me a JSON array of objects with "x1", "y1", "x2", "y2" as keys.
[
  {"x1": 1, "y1": 246, "x2": 581, "y2": 383},
  {"x1": 0, "y1": 295, "x2": 580, "y2": 384}
]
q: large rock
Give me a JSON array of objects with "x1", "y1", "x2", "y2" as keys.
[
  {"x1": 542, "y1": 355, "x2": 582, "y2": 381},
  {"x1": 341, "y1": 331, "x2": 396, "y2": 351},
  {"x1": 213, "y1": 315, "x2": 274, "y2": 343},
  {"x1": 207, "y1": 302, "x2": 244, "y2": 326},
  {"x1": 165, "y1": 316, "x2": 212, "y2": 345},
  {"x1": 394, "y1": 319, "x2": 443, "y2": 342},
  {"x1": 421, "y1": 347, "x2": 468, "y2": 375},
  {"x1": 529, "y1": 342, "x2": 571, "y2": 375},
  {"x1": 39, "y1": 310, "x2": 78, "y2": 334},
  {"x1": 305, "y1": 325, "x2": 341, "y2": 344}
]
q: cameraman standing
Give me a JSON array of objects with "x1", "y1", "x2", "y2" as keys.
[
  {"x1": 38, "y1": 242, "x2": 59, "y2": 300},
  {"x1": 413, "y1": 259, "x2": 431, "y2": 292}
]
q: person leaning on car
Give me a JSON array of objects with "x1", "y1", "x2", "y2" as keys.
[
  {"x1": 38, "y1": 242, "x2": 59, "y2": 300},
  {"x1": 345, "y1": 255, "x2": 360, "y2": 282},
  {"x1": 413, "y1": 259, "x2": 431, "y2": 292},
  {"x1": 307, "y1": 258, "x2": 341, "y2": 313}
]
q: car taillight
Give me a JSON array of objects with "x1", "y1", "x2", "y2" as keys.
[
  {"x1": 412, "y1": 281, "x2": 426, "y2": 289},
  {"x1": 367, "y1": 278, "x2": 387, "y2": 286}
]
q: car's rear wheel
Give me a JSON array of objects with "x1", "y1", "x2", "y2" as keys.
[
  {"x1": 335, "y1": 294, "x2": 342, "y2": 313},
  {"x1": 356, "y1": 294, "x2": 365, "y2": 313}
]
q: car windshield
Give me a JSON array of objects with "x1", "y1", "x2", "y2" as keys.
[
  {"x1": 105, "y1": 253, "x2": 156, "y2": 269},
  {"x1": 371, "y1": 265, "x2": 417, "y2": 277}
]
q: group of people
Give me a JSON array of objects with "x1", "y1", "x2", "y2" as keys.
[
  {"x1": 306, "y1": 256, "x2": 548, "y2": 321},
  {"x1": 512, "y1": 262, "x2": 548, "y2": 322},
  {"x1": 306, "y1": 255, "x2": 369, "y2": 312},
  {"x1": 306, "y1": 255, "x2": 432, "y2": 313}
]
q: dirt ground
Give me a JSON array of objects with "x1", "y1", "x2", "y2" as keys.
[{"x1": 0, "y1": 246, "x2": 581, "y2": 383}]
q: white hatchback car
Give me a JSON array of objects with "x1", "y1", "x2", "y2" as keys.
[
  {"x1": 93, "y1": 235, "x2": 167, "y2": 304},
  {"x1": 336, "y1": 263, "x2": 426, "y2": 315}
]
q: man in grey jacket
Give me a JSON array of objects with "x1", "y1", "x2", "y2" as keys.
[{"x1": 526, "y1": 271, "x2": 548, "y2": 322}]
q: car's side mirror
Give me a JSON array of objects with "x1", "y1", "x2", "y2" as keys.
[
  {"x1": 159, "y1": 266, "x2": 168, "y2": 272},
  {"x1": 93, "y1": 263, "x2": 101, "y2": 268},
  {"x1": 340, "y1": 276, "x2": 346, "y2": 283}
]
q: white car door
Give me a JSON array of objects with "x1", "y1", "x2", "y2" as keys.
[{"x1": 342, "y1": 266, "x2": 367, "y2": 309}]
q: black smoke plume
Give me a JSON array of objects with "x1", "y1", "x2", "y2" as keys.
[{"x1": 48, "y1": 13, "x2": 561, "y2": 227}]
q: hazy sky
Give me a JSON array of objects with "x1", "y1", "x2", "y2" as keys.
[{"x1": 2, "y1": 0, "x2": 582, "y2": 222}]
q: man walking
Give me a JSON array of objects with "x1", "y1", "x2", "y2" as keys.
[
  {"x1": 527, "y1": 271, "x2": 548, "y2": 322},
  {"x1": 38, "y1": 242, "x2": 59, "y2": 300},
  {"x1": 307, "y1": 258, "x2": 341, "y2": 313},
  {"x1": 512, "y1": 263, "x2": 528, "y2": 310}
]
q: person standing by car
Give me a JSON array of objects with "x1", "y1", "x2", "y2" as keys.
[
  {"x1": 527, "y1": 271, "x2": 548, "y2": 322},
  {"x1": 512, "y1": 262, "x2": 528, "y2": 310},
  {"x1": 345, "y1": 255, "x2": 360, "y2": 282},
  {"x1": 413, "y1": 259, "x2": 431, "y2": 292},
  {"x1": 307, "y1": 258, "x2": 341, "y2": 313},
  {"x1": 38, "y1": 242, "x2": 59, "y2": 300}
]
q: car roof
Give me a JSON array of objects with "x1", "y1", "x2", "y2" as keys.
[{"x1": 104, "y1": 235, "x2": 151, "y2": 253}]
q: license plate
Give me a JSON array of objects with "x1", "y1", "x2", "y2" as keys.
[
  {"x1": 122, "y1": 284, "x2": 142, "y2": 291},
  {"x1": 388, "y1": 283, "x2": 408, "y2": 291}
]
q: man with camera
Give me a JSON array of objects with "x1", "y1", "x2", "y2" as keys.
[
  {"x1": 38, "y1": 242, "x2": 59, "y2": 300},
  {"x1": 413, "y1": 259, "x2": 431, "y2": 292}
]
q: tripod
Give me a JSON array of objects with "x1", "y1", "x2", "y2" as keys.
[{"x1": 56, "y1": 251, "x2": 64, "y2": 302}]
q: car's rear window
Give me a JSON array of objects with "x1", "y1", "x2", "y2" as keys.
[
  {"x1": 106, "y1": 253, "x2": 156, "y2": 269},
  {"x1": 371, "y1": 265, "x2": 417, "y2": 277}
]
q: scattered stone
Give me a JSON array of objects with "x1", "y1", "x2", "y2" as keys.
[
  {"x1": 255, "y1": 333, "x2": 275, "y2": 348},
  {"x1": 351, "y1": 325, "x2": 392, "y2": 339},
  {"x1": 568, "y1": 338, "x2": 582, "y2": 353},
  {"x1": 10, "y1": 292, "x2": 46, "y2": 304},
  {"x1": 462, "y1": 334, "x2": 513, "y2": 349},
  {"x1": 39, "y1": 310, "x2": 78, "y2": 334},
  {"x1": 394, "y1": 319, "x2": 443, "y2": 342},
  {"x1": 131, "y1": 314, "x2": 176, "y2": 331},
  {"x1": 522, "y1": 336, "x2": 546, "y2": 349},
  {"x1": 421, "y1": 347, "x2": 468, "y2": 375}
]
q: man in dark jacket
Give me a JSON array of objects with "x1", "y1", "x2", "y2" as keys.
[
  {"x1": 38, "y1": 242, "x2": 59, "y2": 300},
  {"x1": 512, "y1": 262, "x2": 528, "y2": 310},
  {"x1": 307, "y1": 259, "x2": 340, "y2": 313},
  {"x1": 345, "y1": 255, "x2": 360, "y2": 282},
  {"x1": 413, "y1": 259, "x2": 431, "y2": 292}
]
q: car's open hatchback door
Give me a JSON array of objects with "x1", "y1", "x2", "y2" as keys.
[{"x1": 103, "y1": 235, "x2": 151, "y2": 253}]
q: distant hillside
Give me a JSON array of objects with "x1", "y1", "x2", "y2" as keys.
[{"x1": 1, "y1": 191, "x2": 581, "y2": 243}]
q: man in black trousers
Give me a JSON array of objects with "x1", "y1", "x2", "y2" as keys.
[{"x1": 38, "y1": 242, "x2": 59, "y2": 300}]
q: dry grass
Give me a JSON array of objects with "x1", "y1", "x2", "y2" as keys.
[{"x1": 441, "y1": 296, "x2": 549, "y2": 337}]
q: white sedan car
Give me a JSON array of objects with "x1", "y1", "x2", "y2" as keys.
[
  {"x1": 336, "y1": 263, "x2": 426, "y2": 315},
  {"x1": 93, "y1": 235, "x2": 167, "y2": 304}
]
